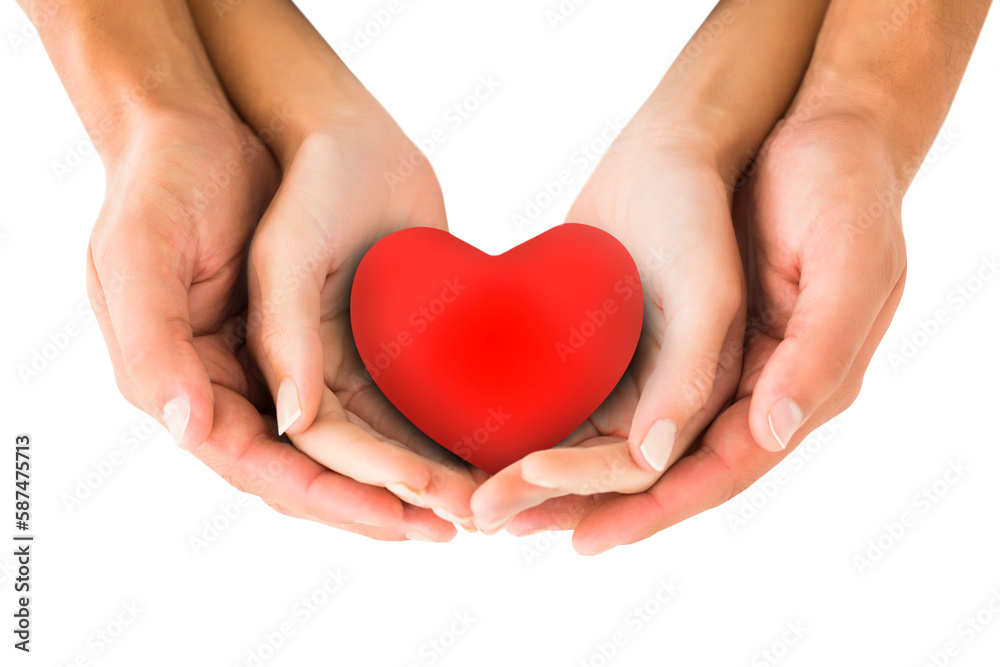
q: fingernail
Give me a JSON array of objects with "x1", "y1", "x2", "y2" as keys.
[
  {"x1": 163, "y1": 396, "x2": 190, "y2": 445},
  {"x1": 578, "y1": 544, "x2": 614, "y2": 557},
  {"x1": 509, "y1": 526, "x2": 549, "y2": 537},
  {"x1": 432, "y1": 508, "x2": 473, "y2": 525},
  {"x1": 276, "y1": 377, "x2": 302, "y2": 435},
  {"x1": 767, "y1": 398, "x2": 804, "y2": 451},
  {"x1": 387, "y1": 483, "x2": 430, "y2": 507},
  {"x1": 478, "y1": 517, "x2": 512, "y2": 535},
  {"x1": 406, "y1": 531, "x2": 434, "y2": 542},
  {"x1": 638, "y1": 419, "x2": 677, "y2": 472}
]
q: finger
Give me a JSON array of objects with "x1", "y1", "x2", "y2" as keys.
[
  {"x1": 247, "y1": 192, "x2": 330, "y2": 437},
  {"x1": 571, "y1": 398, "x2": 773, "y2": 555},
  {"x1": 334, "y1": 372, "x2": 480, "y2": 525},
  {"x1": 288, "y1": 387, "x2": 434, "y2": 494},
  {"x1": 89, "y1": 236, "x2": 213, "y2": 451},
  {"x1": 194, "y1": 384, "x2": 404, "y2": 528},
  {"x1": 505, "y1": 494, "x2": 612, "y2": 537},
  {"x1": 333, "y1": 504, "x2": 460, "y2": 542},
  {"x1": 470, "y1": 460, "x2": 567, "y2": 534},
  {"x1": 627, "y1": 288, "x2": 742, "y2": 472},
  {"x1": 344, "y1": 410, "x2": 478, "y2": 527},
  {"x1": 748, "y1": 238, "x2": 904, "y2": 452},
  {"x1": 570, "y1": 282, "x2": 908, "y2": 555},
  {"x1": 520, "y1": 437, "x2": 658, "y2": 495}
]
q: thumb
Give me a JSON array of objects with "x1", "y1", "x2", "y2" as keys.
[
  {"x1": 749, "y1": 247, "x2": 900, "y2": 452},
  {"x1": 627, "y1": 294, "x2": 741, "y2": 472},
  {"x1": 94, "y1": 243, "x2": 214, "y2": 450},
  {"x1": 247, "y1": 227, "x2": 325, "y2": 436}
]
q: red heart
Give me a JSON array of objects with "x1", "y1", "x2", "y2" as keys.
[{"x1": 350, "y1": 223, "x2": 643, "y2": 474}]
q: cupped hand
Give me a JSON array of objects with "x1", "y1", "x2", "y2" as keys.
[
  {"x1": 470, "y1": 115, "x2": 747, "y2": 533},
  {"x1": 245, "y1": 103, "x2": 480, "y2": 530},
  {"x1": 87, "y1": 98, "x2": 278, "y2": 451},
  {"x1": 503, "y1": 112, "x2": 907, "y2": 553},
  {"x1": 185, "y1": 312, "x2": 461, "y2": 542}
]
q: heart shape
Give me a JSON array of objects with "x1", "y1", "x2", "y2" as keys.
[{"x1": 350, "y1": 223, "x2": 643, "y2": 474}]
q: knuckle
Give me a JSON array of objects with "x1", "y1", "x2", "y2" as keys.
[
  {"x1": 120, "y1": 316, "x2": 191, "y2": 380},
  {"x1": 256, "y1": 319, "x2": 293, "y2": 362},
  {"x1": 821, "y1": 344, "x2": 855, "y2": 385},
  {"x1": 266, "y1": 501, "x2": 295, "y2": 518}
]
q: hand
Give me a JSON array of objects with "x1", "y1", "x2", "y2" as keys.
[
  {"x1": 187, "y1": 312, "x2": 463, "y2": 542},
  {"x1": 469, "y1": 112, "x2": 746, "y2": 533},
  {"x1": 87, "y1": 88, "x2": 464, "y2": 541},
  {"x1": 508, "y1": 112, "x2": 906, "y2": 553},
  {"x1": 87, "y1": 98, "x2": 277, "y2": 450},
  {"x1": 244, "y1": 103, "x2": 481, "y2": 532}
]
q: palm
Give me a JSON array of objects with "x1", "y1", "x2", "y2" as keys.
[
  {"x1": 469, "y1": 139, "x2": 746, "y2": 531},
  {"x1": 734, "y1": 117, "x2": 907, "y2": 429},
  {"x1": 520, "y1": 117, "x2": 908, "y2": 553},
  {"x1": 95, "y1": 108, "x2": 276, "y2": 326},
  {"x1": 246, "y1": 122, "x2": 480, "y2": 522}
]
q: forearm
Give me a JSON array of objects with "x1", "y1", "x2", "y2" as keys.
[
  {"x1": 793, "y1": 0, "x2": 992, "y2": 183},
  {"x1": 20, "y1": 0, "x2": 226, "y2": 160},
  {"x1": 185, "y1": 0, "x2": 376, "y2": 165},
  {"x1": 644, "y1": 0, "x2": 831, "y2": 177}
]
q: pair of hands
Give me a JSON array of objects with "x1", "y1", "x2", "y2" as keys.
[{"x1": 87, "y1": 74, "x2": 905, "y2": 551}]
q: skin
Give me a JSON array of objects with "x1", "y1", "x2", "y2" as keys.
[
  {"x1": 25, "y1": 0, "x2": 992, "y2": 546},
  {"x1": 185, "y1": 0, "x2": 482, "y2": 534},
  {"x1": 499, "y1": 0, "x2": 993, "y2": 554},
  {"x1": 471, "y1": 0, "x2": 832, "y2": 533},
  {"x1": 25, "y1": 0, "x2": 461, "y2": 541}
]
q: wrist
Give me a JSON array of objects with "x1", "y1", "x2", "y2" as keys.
[
  {"x1": 31, "y1": 0, "x2": 229, "y2": 160},
  {"x1": 628, "y1": 83, "x2": 753, "y2": 182},
  {"x1": 787, "y1": 65, "x2": 915, "y2": 188},
  {"x1": 266, "y1": 80, "x2": 393, "y2": 166}
]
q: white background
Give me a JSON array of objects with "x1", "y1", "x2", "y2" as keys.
[{"x1": 2, "y1": 1, "x2": 999, "y2": 665}]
